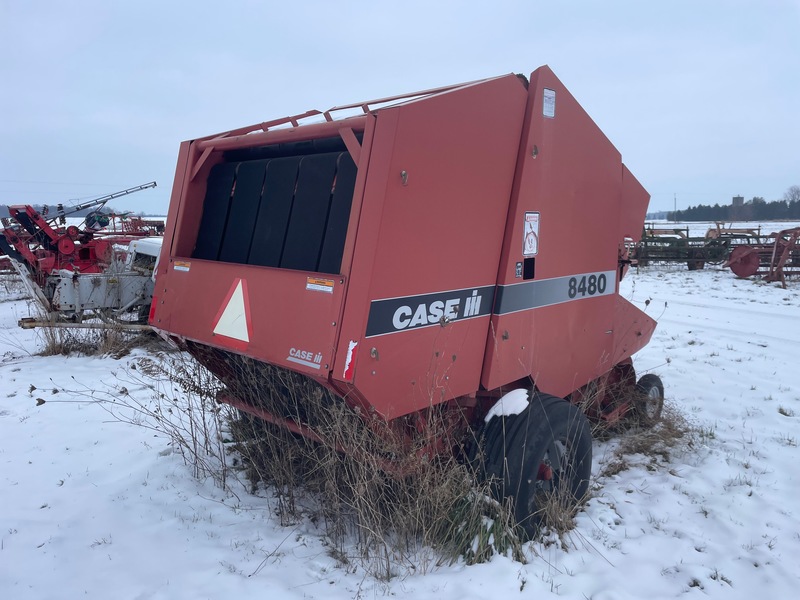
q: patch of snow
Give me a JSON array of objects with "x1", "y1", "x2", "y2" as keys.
[{"x1": 483, "y1": 388, "x2": 530, "y2": 422}]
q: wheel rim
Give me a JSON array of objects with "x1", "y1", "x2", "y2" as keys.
[
  {"x1": 528, "y1": 437, "x2": 571, "y2": 515},
  {"x1": 542, "y1": 439, "x2": 567, "y2": 486},
  {"x1": 644, "y1": 386, "x2": 662, "y2": 419}
]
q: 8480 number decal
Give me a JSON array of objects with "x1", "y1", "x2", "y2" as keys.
[{"x1": 568, "y1": 273, "x2": 607, "y2": 299}]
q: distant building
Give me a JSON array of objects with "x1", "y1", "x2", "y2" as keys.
[{"x1": 732, "y1": 195, "x2": 744, "y2": 207}]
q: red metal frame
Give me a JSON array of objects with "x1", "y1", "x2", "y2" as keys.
[{"x1": 222, "y1": 390, "x2": 472, "y2": 476}]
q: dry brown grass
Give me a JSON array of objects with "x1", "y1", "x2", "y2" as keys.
[
  {"x1": 218, "y1": 353, "x2": 525, "y2": 577},
  {"x1": 37, "y1": 324, "x2": 157, "y2": 358},
  {"x1": 599, "y1": 402, "x2": 694, "y2": 479}
]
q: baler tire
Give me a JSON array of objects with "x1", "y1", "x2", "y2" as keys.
[
  {"x1": 632, "y1": 374, "x2": 664, "y2": 428},
  {"x1": 479, "y1": 391, "x2": 531, "y2": 482},
  {"x1": 485, "y1": 393, "x2": 592, "y2": 540}
]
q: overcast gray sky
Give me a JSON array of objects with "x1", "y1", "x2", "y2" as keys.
[{"x1": 1, "y1": 0, "x2": 798, "y2": 215}]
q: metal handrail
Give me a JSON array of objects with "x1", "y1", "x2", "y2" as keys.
[{"x1": 195, "y1": 75, "x2": 502, "y2": 143}]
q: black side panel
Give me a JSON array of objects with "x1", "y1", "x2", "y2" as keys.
[
  {"x1": 317, "y1": 153, "x2": 357, "y2": 274},
  {"x1": 280, "y1": 153, "x2": 339, "y2": 272},
  {"x1": 193, "y1": 163, "x2": 237, "y2": 260},
  {"x1": 218, "y1": 159, "x2": 267, "y2": 264},
  {"x1": 248, "y1": 157, "x2": 301, "y2": 267}
]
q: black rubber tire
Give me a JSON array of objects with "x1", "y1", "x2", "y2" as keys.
[
  {"x1": 687, "y1": 249, "x2": 705, "y2": 271},
  {"x1": 704, "y1": 240, "x2": 728, "y2": 264},
  {"x1": 632, "y1": 374, "x2": 664, "y2": 427},
  {"x1": 483, "y1": 392, "x2": 593, "y2": 539}
]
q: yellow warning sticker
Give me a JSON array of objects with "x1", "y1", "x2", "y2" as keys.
[
  {"x1": 306, "y1": 277, "x2": 334, "y2": 293},
  {"x1": 174, "y1": 260, "x2": 191, "y2": 272}
]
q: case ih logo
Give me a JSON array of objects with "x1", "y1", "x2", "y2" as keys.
[
  {"x1": 365, "y1": 286, "x2": 495, "y2": 337},
  {"x1": 286, "y1": 347, "x2": 323, "y2": 370}
]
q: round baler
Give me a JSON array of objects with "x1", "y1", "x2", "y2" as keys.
[{"x1": 150, "y1": 66, "x2": 659, "y2": 536}]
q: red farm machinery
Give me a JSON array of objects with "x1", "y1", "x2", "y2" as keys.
[
  {"x1": 725, "y1": 227, "x2": 800, "y2": 287},
  {"x1": 1, "y1": 183, "x2": 163, "y2": 323},
  {"x1": 150, "y1": 66, "x2": 661, "y2": 536}
]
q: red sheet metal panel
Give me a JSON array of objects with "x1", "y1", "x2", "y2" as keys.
[
  {"x1": 153, "y1": 259, "x2": 347, "y2": 378},
  {"x1": 620, "y1": 164, "x2": 650, "y2": 244},
  {"x1": 481, "y1": 66, "x2": 636, "y2": 396},
  {"x1": 331, "y1": 74, "x2": 528, "y2": 419},
  {"x1": 611, "y1": 295, "x2": 657, "y2": 367}
]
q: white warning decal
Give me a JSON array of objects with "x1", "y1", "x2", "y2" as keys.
[
  {"x1": 543, "y1": 88, "x2": 556, "y2": 118},
  {"x1": 306, "y1": 277, "x2": 334, "y2": 293},
  {"x1": 523, "y1": 211, "x2": 540, "y2": 257},
  {"x1": 212, "y1": 279, "x2": 251, "y2": 345}
]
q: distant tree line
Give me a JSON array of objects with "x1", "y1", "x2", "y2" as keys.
[{"x1": 669, "y1": 185, "x2": 800, "y2": 221}]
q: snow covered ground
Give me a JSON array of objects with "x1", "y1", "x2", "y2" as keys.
[{"x1": 2, "y1": 250, "x2": 799, "y2": 598}]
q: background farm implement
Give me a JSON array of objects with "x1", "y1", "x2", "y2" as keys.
[
  {"x1": 0, "y1": 182, "x2": 162, "y2": 323},
  {"x1": 634, "y1": 222, "x2": 800, "y2": 285},
  {"x1": 725, "y1": 227, "x2": 800, "y2": 287},
  {"x1": 634, "y1": 222, "x2": 763, "y2": 270}
]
